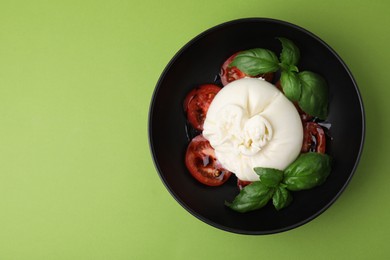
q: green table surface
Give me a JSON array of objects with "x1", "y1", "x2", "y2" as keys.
[{"x1": 0, "y1": 0, "x2": 388, "y2": 259}]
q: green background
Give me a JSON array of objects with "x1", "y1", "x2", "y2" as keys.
[{"x1": 0, "y1": 0, "x2": 388, "y2": 259}]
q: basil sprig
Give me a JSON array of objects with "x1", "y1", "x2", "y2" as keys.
[
  {"x1": 229, "y1": 48, "x2": 280, "y2": 76},
  {"x1": 228, "y1": 37, "x2": 329, "y2": 119},
  {"x1": 272, "y1": 185, "x2": 293, "y2": 211},
  {"x1": 225, "y1": 152, "x2": 331, "y2": 212},
  {"x1": 225, "y1": 182, "x2": 274, "y2": 213},
  {"x1": 255, "y1": 167, "x2": 284, "y2": 187},
  {"x1": 298, "y1": 71, "x2": 328, "y2": 120},
  {"x1": 278, "y1": 37, "x2": 300, "y2": 66},
  {"x1": 284, "y1": 152, "x2": 332, "y2": 191},
  {"x1": 280, "y1": 70, "x2": 301, "y2": 102}
]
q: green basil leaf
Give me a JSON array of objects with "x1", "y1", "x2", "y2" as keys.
[
  {"x1": 289, "y1": 64, "x2": 299, "y2": 72},
  {"x1": 229, "y1": 48, "x2": 280, "y2": 76},
  {"x1": 279, "y1": 63, "x2": 299, "y2": 73},
  {"x1": 225, "y1": 182, "x2": 274, "y2": 213},
  {"x1": 272, "y1": 186, "x2": 293, "y2": 211},
  {"x1": 254, "y1": 167, "x2": 283, "y2": 188},
  {"x1": 280, "y1": 70, "x2": 301, "y2": 102},
  {"x1": 277, "y1": 37, "x2": 300, "y2": 66},
  {"x1": 283, "y1": 152, "x2": 332, "y2": 191},
  {"x1": 298, "y1": 71, "x2": 329, "y2": 120}
]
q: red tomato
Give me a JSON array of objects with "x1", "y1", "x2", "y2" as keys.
[
  {"x1": 298, "y1": 109, "x2": 314, "y2": 122},
  {"x1": 184, "y1": 84, "x2": 221, "y2": 131},
  {"x1": 301, "y1": 122, "x2": 326, "y2": 154},
  {"x1": 295, "y1": 103, "x2": 313, "y2": 122},
  {"x1": 220, "y1": 52, "x2": 274, "y2": 86},
  {"x1": 185, "y1": 135, "x2": 232, "y2": 186},
  {"x1": 237, "y1": 179, "x2": 252, "y2": 190},
  {"x1": 275, "y1": 80, "x2": 283, "y2": 92}
]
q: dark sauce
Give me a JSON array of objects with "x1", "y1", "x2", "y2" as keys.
[{"x1": 184, "y1": 121, "x2": 200, "y2": 142}]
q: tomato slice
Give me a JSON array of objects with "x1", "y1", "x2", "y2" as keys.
[
  {"x1": 301, "y1": 122, "x2": 326, "y2": 154},
  {"x1": 220, "y1": 52, "x2": 274, "y2": 86},
  {"x1": 185, "y1": 135, "x2": 232, "y2": 186},
  {"x1": 237, "y1": 179, "x2": 252, "y2": 190},
  {"x1": 184, "y1": 84, "x2": 221, "y2": 131}
]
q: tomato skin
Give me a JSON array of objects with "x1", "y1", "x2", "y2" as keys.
[
  {"x1": 185, "y1": 135, "x2": 232, "y2": 186},
  {"x1": 220, "y1": 53, "x2": 246, "y2": 86},
  {"x1": 183, "y1": 88, "x2": 197, "y2": 112},
  {"x1": 295, "y1": 103, "x2": 313, "y2": 122},
  {"x1": 220, "y1": 52, "x2": 274, "y2": 86},
  {"x1": 184, "y1": 84, "x2": 221, "y2": 131},
  {"x1": 301, "y1": 122, "x2": 326, "y2": 154},
  {"x1": 237, "y1": 179, "x2": 252, "y2": 190}
]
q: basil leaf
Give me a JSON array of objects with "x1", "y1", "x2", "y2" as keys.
[
  {"x1": 278, "y1": 37, "x2": 300, "y2": 66},
  {"x1": 225, "y1": 182, "x2": 274, "y2": 213},
  {"x1": 298, "y1": 71, "x2": 329, "y2": 120},
  {"x1": 288, "y1": 64, "x2": 299, "y2": 72},
  {"x1": 229, "y1": 48, "x2": 280, "y2": 76},
  {"x1": 279, "y1": 63, "x2": 299, "y2": 73},
  {"x1": 283, "y1": 152, "x2": 332, "y2": 191},
  {"x1": 254, "y1": 167, "x2": 283, "y2": 188},
  {"x1": 280, "y1": 70, "x2": 301, "y2": 102},
  {"x1": 272, "y1": 186, "x2": 293, "y2": 211}
]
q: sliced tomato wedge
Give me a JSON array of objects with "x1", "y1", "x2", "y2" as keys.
[
  {"x1": 301, "y1": 122, "x2": 326, "y2": 154},
  {"x1": 185, "y1": 135, "x2": 232, "y2": 186},
  {"x1": 184, "y1": 84, "x2": 221, "y2": 131},
  {"x1": 220, "y1": 52, "x2": 274, "y2": 86}
]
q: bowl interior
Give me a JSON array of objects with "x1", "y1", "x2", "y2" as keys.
[{"x1": 149, "y1": 18, "x2": 364, "y2": 234}]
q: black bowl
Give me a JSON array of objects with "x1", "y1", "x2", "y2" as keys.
[{"x1": 148, "y1": 18, "x2": 365, "y2": 235}]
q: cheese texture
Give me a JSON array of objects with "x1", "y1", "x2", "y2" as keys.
[{"x1": 202, "y1": 78, "x2": 303, "y2": 181}]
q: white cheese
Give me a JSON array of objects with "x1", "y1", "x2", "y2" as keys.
[{"x1": 203, "y1": 78, "x2": 303, "y2": 181}]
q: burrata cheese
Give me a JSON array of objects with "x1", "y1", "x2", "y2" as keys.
[{"x1": 202, "y1": 78, "x2": 303, "y2": 181}]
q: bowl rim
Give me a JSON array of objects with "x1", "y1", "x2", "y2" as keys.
[{"x1": 148, "y1": 17, "x2": 366, "y2": 235}]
